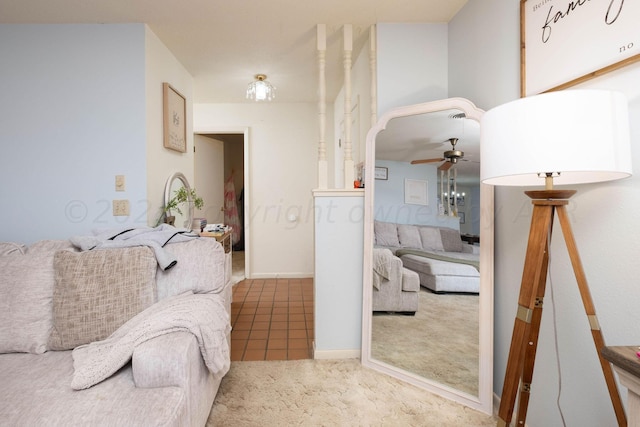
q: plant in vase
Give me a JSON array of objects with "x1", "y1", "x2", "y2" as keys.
[{"x1": 156, "y1": 187, "x2": 204, "y2": 227}]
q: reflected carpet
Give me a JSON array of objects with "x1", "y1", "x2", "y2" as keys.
[{"x1": 371, "y1": 289, "x2": 479, "y2": 395}]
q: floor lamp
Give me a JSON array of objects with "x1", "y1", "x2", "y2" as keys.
[{"x1": 480, "y1": 90, "x2": 633, "y2": 427}]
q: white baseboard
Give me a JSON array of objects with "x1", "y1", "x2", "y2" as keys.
[
  {"x1": 248, "y1": 273, "x2": 314, "y2": 279},
  {"x1": 493, "y1": 392, "x2": 530, "y2": 427},
  {"x1": 313, "y1": 348, "x2": 361, "y2": 359}
]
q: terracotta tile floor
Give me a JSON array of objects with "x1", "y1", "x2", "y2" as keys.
[{"x1": 230, "y1": 278, "x2": 314, "y2": 361}]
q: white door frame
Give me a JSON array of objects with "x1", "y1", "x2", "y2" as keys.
[{"x1": 193, "y1": 125, "x2": 251, "y2": 280}]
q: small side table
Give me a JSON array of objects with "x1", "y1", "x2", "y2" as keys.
[
  {"x1": 461, "y1": 234, "x2": 480, "y2": 245},
  {"x1": 601, "y1": 346, "x2": 638, "y2": 424},
  {"x1": 200, "y1": 230, "x2": 231, "y2": 253},
  {"x1": 200, "y1": 230, "x2": 233, "y2": 289}
]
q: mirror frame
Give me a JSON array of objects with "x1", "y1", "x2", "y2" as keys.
[
  {"x1": 163, "y1": 171, "x2": 194, "y2": 229},
  {"x1": 361, "y1": 98, "x2": 494, "y2": 415}
]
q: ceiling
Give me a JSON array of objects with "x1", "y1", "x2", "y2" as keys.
[
  {"x1": 1, "y1": 0, "x2": 479, "y2": 180},
  {"x1": 375, "y1": 109, "x2": 481, "y2": 184},
  {"x1": 0, "y1": 0, "x2": 466, "y2": 103}
]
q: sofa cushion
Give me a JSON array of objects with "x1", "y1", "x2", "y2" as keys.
[
  {"x1": 27, "y1": 239, "x2": 77, "y2": 255},
  {"x1": 418, "y1": 226, "x2": 445, "y2": 252},
  {"x1": 439, "y1": 228, "x2": 463, "y2": 252},
  {"x1": 397, "y1": 224, "x2": 422, "y2": 249},
  {"x1": 401, "y1": 268, "x2": 420, "y2": 292},
  {"x1": 374, "y1": 221, "x2": 400, "y2": 247},
  {"x1": 156, "y1": 238, "x2": 226, "y2": 301},
  {"x1": 0, "y1": 350, "x2": 188, "y2": 426},
  {"x1": 0, "y1": 242, "x2": 26, "y2": 256},
  {"x1": 0, "y1": 252, "x2": 57, "y2": 354},
  {"x1": 48, "y1": 247, "x2": 156, "y2": 351},
  {"x1": 401, "y1": 254, "x2": 479, "y2": 277}
]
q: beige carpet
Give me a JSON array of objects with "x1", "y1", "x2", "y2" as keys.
[
  {"x1": 371, "y1": 289, "x2": 479, "y2": 396},
  {"x1": 207, "y1": 359, "x2": 496, "y2": 426}
]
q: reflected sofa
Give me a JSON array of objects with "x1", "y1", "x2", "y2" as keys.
[
  {"x1": 374, "y1": 221, "x2": 480, "y2": 293},
  {"x1": 372, "y1": 248, "x2": 420, "y2": 314}
]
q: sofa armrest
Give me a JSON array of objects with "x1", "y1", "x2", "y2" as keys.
[
  {"x1": 389, "y1": 254, "x2": 403, "y2": 282},
  {"x1": 461, "y1": 244, "x2": 480, "y2": 255},
  {"x1": 132, "y1": 331, "x2": 222, "y2": 427},
  {"x1": 132, "y1": 331, "x2": 201, "y2": 389}
]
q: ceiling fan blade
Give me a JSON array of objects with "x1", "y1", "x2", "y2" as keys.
[
  {"x1": 438, "y1": 161, "x2": 454, "y2": 171},
  {"x1": 411, "y1": 157, "x2": 445, "y2": 165}
]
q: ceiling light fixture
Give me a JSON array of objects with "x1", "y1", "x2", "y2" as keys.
[{"x1": 246, "y1": 74, "x2": 275, "y2": 101}]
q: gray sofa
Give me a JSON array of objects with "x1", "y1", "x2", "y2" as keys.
[
  {"x1": 372, "y1": 248, "x2": 420, "y2": 313},
  {"x1": 374, "y1": 221, "x2": 480, "y2": 293},
  {"x1": 0, "y1": 235, "x2": 231, "y2": 426}
]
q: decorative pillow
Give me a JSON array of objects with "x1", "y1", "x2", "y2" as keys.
[
  {"x1": 374, "y1": 221, "x2": 400, "y2": 247},
  {"x1": 27, "y1": 239, "x2": 77, "y2": 255},
  {"x1": 0, "y1": 252, "x2": 56, "y2": 354},
  {"x1": 0, "y1": 242, "x2": 26, "y2": 256},
  {"x1": 418, "y1": 226, "x2": 445, "y2": 252},
  {"x1": 48, "y1": 247, "x2": 156, "y2": 351},
  {"x1": 156, "y1": 238, "x2": 225, "y2": 301},
  {"x1": 439, "y1": 228, "x2": 464, "y2": 252},
  {"x1": 397, "y1": 224, "x2": 422, "y2": 249}
]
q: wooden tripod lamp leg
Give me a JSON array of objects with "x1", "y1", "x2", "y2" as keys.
[
  {"x1": 498, "y1": 203, "x2": 555, "y2": 426},
  {"x1": 499, "y1": 191, "x2": 626, "y2": 426},
  {"x1": 556, "y1": 206, "x2": 627, "y2": 427},
  {"x1": 516, "y1": 235, "x2": 551, "y2": 426}
]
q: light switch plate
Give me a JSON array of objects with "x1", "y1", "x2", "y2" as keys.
[
  {"x1": 113, "y1": 200, "x2": 130, "y2": 216},
  {"x1": 115, "y1": 175, "x2": 125, "y2": 191}
]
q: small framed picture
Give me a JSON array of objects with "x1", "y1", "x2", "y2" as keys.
[
  {"x1": 404, "y1": 179, "x2": 428, "y2": 206},
  {"x1": 374, "y1": 167, "x2": 388, "y2": 180},
  {"x1": 163, "y1": 83, "x2": 187, "y2": 153},
  {"x1": 459, "y1": 212, "x2": 465, "y2": 224}
]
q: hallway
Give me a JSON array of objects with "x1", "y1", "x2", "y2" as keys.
[{"x1": 230, "y1": 278, "x2": 314, "y2": 361}]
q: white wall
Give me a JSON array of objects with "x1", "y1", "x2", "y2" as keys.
[
  {"x1": 451, "y1": 1, "x2": 640, "y2": 425},
  {"x1": 377, "y1": 23, "x2": 448, "y2": 115},
  {"x1": 145, "y1": 26, "x2": 194, "y2": 226},
  {"x1": 194, "y1": 103, "x2": 316, "y2": 278},
  {"x1": 0, "y1": 24, "x2": 148, "y2": 243},
  {"x1": 314, "y1": 193, "x2": 364, "y2": 357}
]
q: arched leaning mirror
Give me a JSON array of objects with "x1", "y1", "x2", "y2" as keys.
[
  {"x1": 361, "y1": 98, "x2": 494, "y2": 414},
  {"x1": 163, "y1": 172, "x2": 194, "y2": 229}
]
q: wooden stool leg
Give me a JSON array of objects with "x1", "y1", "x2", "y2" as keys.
[
  {"x1": 557, "y1": 206, "x2": 627, "y2": 427},
  {"x1": 498, "y1": 204, "x2": 554, "y2": 426}
]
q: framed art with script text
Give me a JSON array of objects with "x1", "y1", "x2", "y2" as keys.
[
  {"x1": 163, "y1": 83, "x2": 187, "y2": 153},
  {"x1": 521, "y1": 0, "x2": 640, "y2": 97}
]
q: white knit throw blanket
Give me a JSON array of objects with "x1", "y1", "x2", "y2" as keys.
[{"x1": 71, "y1": 292, "x2": 231, "y2": 390}]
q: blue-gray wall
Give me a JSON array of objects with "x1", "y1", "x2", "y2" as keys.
[
  {"x1": 374, "y1": 159, "x2": 479, "y2": 232},
  {"x1": 451, "y1": 1, "x2": 640, "y2": 425},
  {"x1": 0, "y1": 24, "x2": 148, "y2": 244}
]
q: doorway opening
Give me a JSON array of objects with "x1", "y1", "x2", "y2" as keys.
[{"x1": 194, "y1": 130, "x2": 249, "y2": 283}]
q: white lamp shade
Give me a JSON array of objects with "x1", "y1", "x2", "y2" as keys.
[{"x1": 480, "y1": 90, "x2": 632, "y2": 186}]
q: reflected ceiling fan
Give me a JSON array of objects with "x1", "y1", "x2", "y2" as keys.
[{"x1": 410, "y1": 138, "x2": 464, "y2": 171}]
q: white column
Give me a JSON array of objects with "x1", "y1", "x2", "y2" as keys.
[
  {"x1": 317, "y1": 24, "x2": 328, "y2": 189},
  {"x1": 343, "y1": 24, "x2": 354, "y2": 189},
  {"x1": 369, "y1": 25, "x2": 378, "y2": 128},
  {"x1": 453, "y1": 168, "x2": 458, "y2": 215}
]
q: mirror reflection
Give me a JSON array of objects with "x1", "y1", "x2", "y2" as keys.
[
  {"x1": 365, "y1": 101, "x2": 489, "y2": 406},
  {"x1": 163, "y1": 172, "x2": 194, "y2": 229}
]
